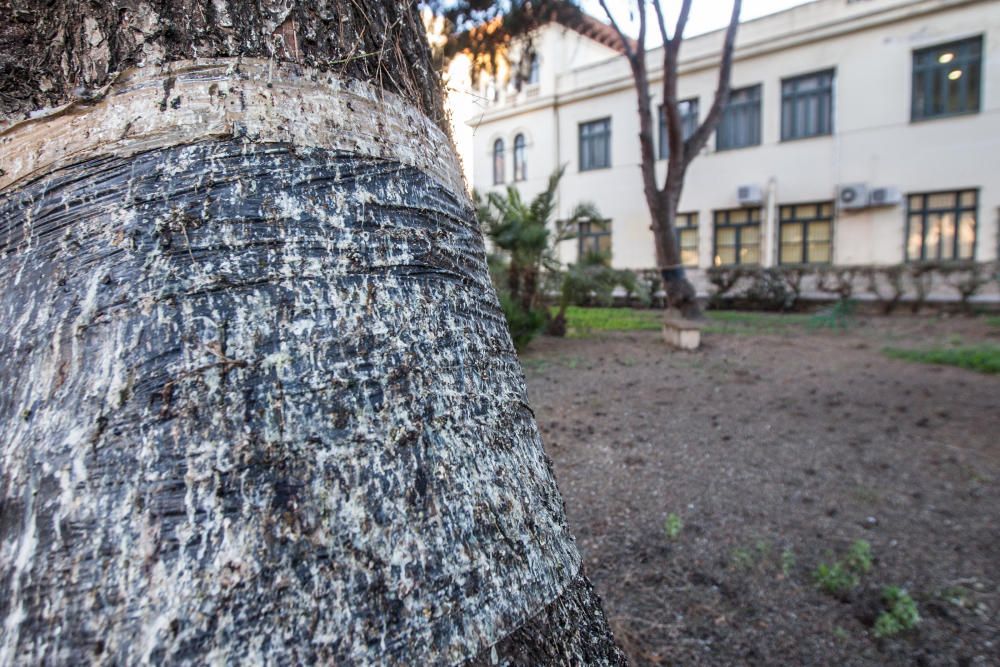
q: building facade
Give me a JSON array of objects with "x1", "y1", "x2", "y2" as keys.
[{"x1": 449, "y1": 0, "x2": 1000, "y2": 294}]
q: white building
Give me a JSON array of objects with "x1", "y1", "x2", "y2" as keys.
[{"x1": 448, "y1": 0, "x2": 1000, "y2": 294}]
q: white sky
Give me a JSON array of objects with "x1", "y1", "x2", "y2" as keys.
[{"x1": 578, "y1": 0, "x2": 816, "y2": 42}]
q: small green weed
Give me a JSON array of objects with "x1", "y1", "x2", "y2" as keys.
[
  {"x1": 755, "y1": 539, "x2": 772, "y2": 560},
  {"x1": 730, "y1": 546, "x2": 754, "y2": 570},
  {"x1": 884, "y1": 345, "x2": 1000, "y2": 374},
  {"x1": 664, "y1": 513, "x2": 683, "y2": 540},
  {"x1": 814, "y1": 540, "x2": 873, "y2": 597},
  {"x1": 873, "y1": 586, "x2": 920, "y2": 638},
  {"x1": 815, "y1": 561, "x2": 859, "y2": 596},
  {"x1": 845, "y1": 539, "x2": 873, "y2": 575},
  {"x1": 938, "y1": 585, "x2": 971, "y2": 608},
  {"x1": 781, "y1": 548, "x2": 797, "y2": 577}
]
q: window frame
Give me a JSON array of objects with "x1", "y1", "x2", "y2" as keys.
[
  {"x1": 579, "y1": 117, "x2": 612, "y2": 171},
  {"x1": 658, "y1": 99, "x2": 700, "y2": 160},
  {"x1": 492, "y1": 138, "x2": 505, "y2": 185},
  {"x1": 713, "y1": 207, "x2": 762, "y2": 267},
  {"x1": 716, "y1": 84, "x2": 762, "y2": 152},
  {"x1": 780, "y1": 69, "x2": 835, "y2": 141},
  {"x1": 778, "y1": 201, "x2": 835, "y2": 265},
  {"x1": 577, "y1": 219, "x2": 612, "y2": 259},
  {"x1": 911, "y1": 35, "x2": 983, "y2": 122},
  {"x1": 513, "y1": 133, "x2": 527, "y2": 182},
  {"x1": 527, "y1": 54, "x2": 540, "y2": 85},
  {"x1": 676, "y1": 212, "x2": 700, "y2": 267},
  {"x1": 904, "y1": 189, "x2": 978, "y2": 262}
]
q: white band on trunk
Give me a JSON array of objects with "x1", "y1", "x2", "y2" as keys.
[{"x1": 0, "y1": 58, "x2": 466, "y2": 198}]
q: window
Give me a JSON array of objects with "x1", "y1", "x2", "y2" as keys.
[
  {"x1": 912, "y1": 36, "x2": 982, "y2": 121},
  {"x1": 906, "y1": 190, "x2": 977, "y2": 261},
  {"x1": 513, "y1": 134, "x2": 526, "y2": 181},
  {"x1": 779, "y1": 202, "x2": 833, "y2": 264},
  {"x1": 527, "y1": 54, "x2": 540, "y2": 85},
  {"x1": 659, "y1": 99, "x2": 699, "y2": 159},
  {"x1": 677, "y1": 212, "x2": 699, "y2": 267},
  {"x1": 492, "y1": 138, "x2": 505, "y2": 185},
  {"x1": 713, "y1": 208, "x2": 761, "y2": 266},
  {"x1": 579, "y1": 118, "x2": 611, "y2": 171},
  {"x1": 716, "y1": 85, "x2": 761, "y2": 151},
  {"x1": 781, "y1": 70, "x2": 834, "y2": 140},
  {"x1": 578, "y1": 220, "x2": 612, "y2": 258}
]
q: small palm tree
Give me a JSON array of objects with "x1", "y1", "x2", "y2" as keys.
[{"x1": 476, "y1": 166, "x2": 603, "y2": 314}]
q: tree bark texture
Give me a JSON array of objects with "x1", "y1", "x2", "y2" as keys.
[
  {"x1": 0, "y1": 4, "x2": 624, "y2": 665},
  {"x1": 0, "y1": 0, "x2": 444, "y2": 128}
]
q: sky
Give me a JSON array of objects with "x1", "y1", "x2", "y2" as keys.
[{"x1": 578, "y1": 0, "x2": 816, "y2": 42}]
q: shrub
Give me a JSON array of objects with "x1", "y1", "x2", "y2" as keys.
[
  {"x1": 498, "y1": 292, "x2": 546, "y2": 351},
  {"x1": 742, "y1": 268, "x2": 798, "y2": 311},
  {"x1": 476, "y1": 167, "x2": 604, "y2": 348},
  {"x1": 706, "y1": 261, "x2": 998, "y2": 313},
  {"x1": 547, "y1": 255, "x2": 652, "y2": 337}
]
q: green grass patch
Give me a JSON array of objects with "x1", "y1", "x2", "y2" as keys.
[
  {"x1": 555, "y1": 306, "x2": 827, "y2": 337},
  {"x1": 884, "y1": 345, "x2": 1000, "y2": 374},
  {"x1": 985, "y1": 315, "x2": 1000, "y2": 328},
  {"x1": 703, "y1": 310, "x2": 813, "y2": 335},
  {"x1": 556, "y1": 306, "x2": 662, "y2": 336}
]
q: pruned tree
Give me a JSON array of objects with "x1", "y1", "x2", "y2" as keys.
[
  {"x1": 598, "y1": 0, "x2": 743, "y2": 317},
  {"x1": 0, "y1": 2, "x2": 624, "y2": 664}
]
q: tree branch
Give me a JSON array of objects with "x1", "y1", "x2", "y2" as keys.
[
  {"x1": 650, "y1": 0, "x2": 669, "y2": 47},
  {"x1": 638, "y1": 0, "x2": 647, "y2": 53},
  {"x1": 657, "y1": 0, "x2": 688, "y2": 186},
  {"x1": 599, "y1": 1, "x2": 659, "y2": 233},
  {"x1": 671, "y1": 0, "x2": 692, "y2": 58},
  {"x1": 682, "y1": 0, "x2": 742, "y2": 168},
  {"x1": 597, "y1": 0, "x2": 636, "y2": 62}
]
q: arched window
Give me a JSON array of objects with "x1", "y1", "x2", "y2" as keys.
[
  {"x1": 513, "y1": 134, "x2": 526, "y2": 182},
  {"x1": 492, "y1": 139, "x2": 505, "y2": 185}
]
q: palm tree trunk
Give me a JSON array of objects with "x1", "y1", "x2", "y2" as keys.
[{"x1": 0, "y1": 3, "x2": 624, "y2": 664}]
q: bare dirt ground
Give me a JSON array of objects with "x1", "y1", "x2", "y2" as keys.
[{"x1": 521, "y1": 315, "x2": 1000, "y2": 666}]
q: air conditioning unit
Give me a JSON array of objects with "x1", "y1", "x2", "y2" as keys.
[
  {"x1": 869, "y1": 186, "x2": 902, "y2": 207},
  {"x1": 838, "y1": 183, "x2": 868, "y2": 210},
  {"x1": 737, "y1": 184, "x2": 763, "y2": 206}
]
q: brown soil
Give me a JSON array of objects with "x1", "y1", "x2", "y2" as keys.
[{"x1": 522, "y1": 315, "x2": 1000, "y2": 666}]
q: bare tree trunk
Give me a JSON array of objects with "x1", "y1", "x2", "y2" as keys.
[
  {"x1": 0, "y1": 2, "x2": 624, "y2": 664},
  {"x1": 657, "y1": 173, "x2": 699, "y2": 318},
  {"x1": 599, "y1": 0, "x2": 742, "y2": 320}
]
